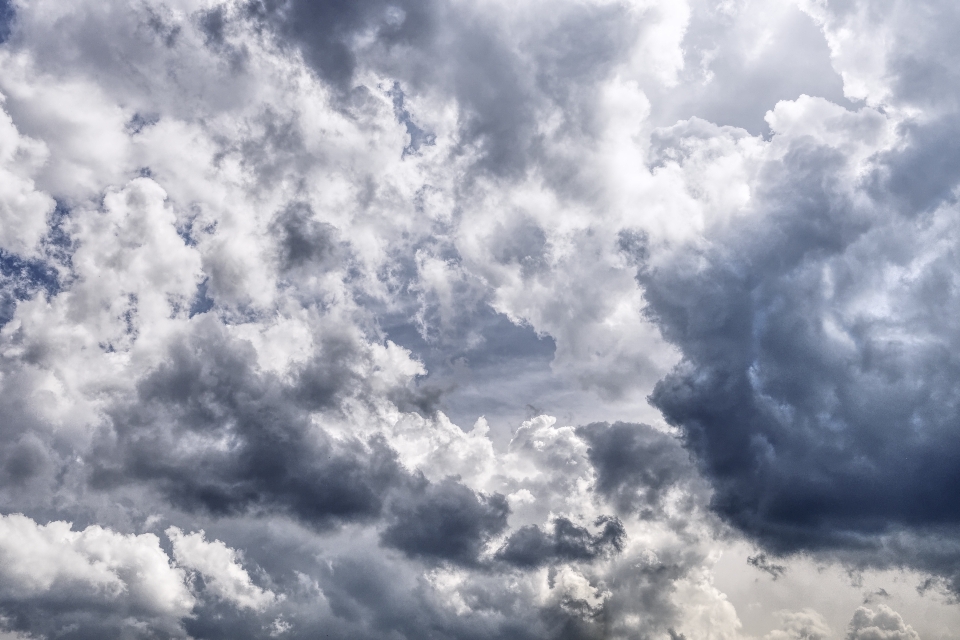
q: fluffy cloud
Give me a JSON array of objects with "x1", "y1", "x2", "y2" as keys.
[
  {"x1": 0, "y1": 513, "x2": 193, "y2": 637},
  {"x1": 642, "y1": 84, "x2": 960, "y2": 573},
  {"x1": 0, "y1": 101, "x2": 52, "y2": 255},
  {"x1": 0, "y1": 0, "x2": 957, "y2": 638},
  {"x1": 846, "y1": 605, "x2": 920, "y2": 640},
  {"x1": 167, "y1": 527, "x2": 276, "y2": 611},
  {"x1": 765, "y1": 609, "x2": 832, "y2": 640}
]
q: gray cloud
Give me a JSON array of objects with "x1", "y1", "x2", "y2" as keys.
[
  {"x1": 381, "y1": 476, "x2": 509, "y2": 565},
  {"x1": 271, "y1": 202, "x2": 343, "y2": 272},
  {"x1": 252, "y1": 0, "x2": 637, "y2": 176},
  {"x1": 640, "y1": 99, "x2": 960, "y2": 593},
  {"x1": 495, "y1": 516, "x2": 625, "y2": 568},
  {"x1": 576, "y1": 422, "x2": 699, "y2": 520},
  {"x1": 650, "y1": 0, "x2": 854, "y2": 134},
  {"x1": 4, "y1": 0, "x2": 960, "y2": 637},
  {"x1": 92, "y1": 320, "x2": 409, "y2": 527},
  {"x1": 249, "y1": 0, "x2": 439, "y2": 90},
  {"x1": 747, "y1": 553, "x2": 786, "y2": 581},
  {"x1": 0, "y1": 0, "x2": 12, "y2": 44}
]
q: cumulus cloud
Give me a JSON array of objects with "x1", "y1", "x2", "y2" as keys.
[
  {"x1": 495, "y1": 515, "x2": 626, "y2": 568},
  {"x1": 642, "y1": 92, "x2": 960, "y2": 563},
  {"x1": 765, "y1": 608, "x2": 832, "y2": 640},
  {"x1": 577, "y1": 421, "x2": 703, "y2": 519},
  {"x1": 1, "y1": 0, "x2": 960, "y2": 637},
  {"x1": 0, "y1": 513, "x2": 193, "y2": 637},
  {"x1": 846, "y1": 605, "x2": 920, "y2": 640},
  {"x1": 380, "y1": 477, "x2": 509, "y2": 565},
  {"x1": 167, "y1": 527, "x2": 276, "y2": 611},
  {"x1": 0, "y1": 101, "x2": 53, "y2": 255}
]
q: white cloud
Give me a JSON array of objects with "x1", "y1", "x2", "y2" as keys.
[
  {"x1": 0, "y1": 0, "x2": 957, "y2": 638},
  {"x1": 0, "y1": 513, "x2": 193, "y2": 621},
  {"x1": 766, "y1": 608, "x2": 832, "y2": 640},
  {"x1": 167, "y1": 526, "x2": 277, "y2": 611},
  {"x1": 0, "y1": 97, "x2": 53, "y2": 255},
  {"x1": 847, "y1": 605, "x2": 920, "y2": 640}
]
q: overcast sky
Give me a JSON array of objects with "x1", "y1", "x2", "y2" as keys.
[{"x1": 1, "y1": 0, "x2": 960, "y2": 638}]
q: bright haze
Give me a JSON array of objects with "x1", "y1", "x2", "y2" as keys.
[{"x1": 0, "y1": 1, "x2": 959, "y2": 639}]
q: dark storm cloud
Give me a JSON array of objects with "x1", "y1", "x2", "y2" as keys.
[
  {"x1": 576, "y1": 422, "x2": 697, "y2": 519},
  {"x1": 495, "y1": 516, "x2": 625, "y2": 568},
  {"x1": 289, "y1": 554, "x2": 551, "y2": 640},
  {"x1": 381, "y1": 476, "x2": 509, "y2": 565},
  {"x1": 321, "y1": 519, "x2": 690, "y2": 640},
  {"x1": 93, "y1": 319, "x2": 408, "y2": 527},
  {"x1": 639, "y1": 108, "x2": 960, "y2": 566},
  {"x1": 445, "y1": 0, "x2": 633, "y2": 176},
  {"x1": 0, "y1": 432, "x2": 50, "y2": 486},
  {"x1": 198, "y1": 5, "x2": 228, "y2": 48},
  {"x1": 197, "y1": 5, "x2": 250, "y2": 71},
  {"x1": 182, "y1": 599, "x2": 267, "y2": 640},
  {"x1": 0, "y1": 379, "x2": 64, "y2": 507},
  {"x1": 91, "y1": 316, "x2": 523, "y2": 574},
  {"x1": 592, "y1": 545, "x2": 696, "y2": 640}
]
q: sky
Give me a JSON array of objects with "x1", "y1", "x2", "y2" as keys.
[{"x1": 1, "y1": 0, "x2": 960, "y2": 638}]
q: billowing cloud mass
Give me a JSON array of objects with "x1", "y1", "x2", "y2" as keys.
[{"x1": 1, "y1": 0, "x2": 960, "y2": 638}]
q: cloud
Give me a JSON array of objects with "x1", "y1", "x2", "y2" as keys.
[
  {"x1": 846, "y1": 605, "x2": 920, "y2": 640},
  {"x1": 257, "y1": 0, "x2": 681, "y2": 177},
  {"x1": 94, "y1": 318, "x2": 414, "y2": 527},
  {"x1": 640, "y1": 93, "x2": 960, "y2": 565},
  {"x1": 576, "y1": 421, "x2": 701, "y2": 519},
  {"x1": 0, "y1": 513, "x2": 193, "y2": 637},
  {"x1": 0, "y1": 1, "x2": 12, "y2": 45},
  {"x1": 748, "y1": 554, "x2": 787, "y2": 581},
  {"x1": 2, "y1": 0, "x2": 960, "y2": 637},
  {"x1": 765, "y1": 608, "x2": 832, "y2": 640},
  {"x1": 495, "y1": 516, "x2": 625, "y2": 568},
  {"x1": 0, "y1": 99, "x2": 54, "y2": 255},
  {"x1": 167, "y1": 527, "x2": 276, "y2": 611},
  {"x1": 270, "y1": 202, "x2": 342, "y2": 273},
  {"x1": 799, "y1": 0, "x2": 960, "y2": 110},
  {"x1": 380, "y1": 476, "x2": 509, "y2": 565}
]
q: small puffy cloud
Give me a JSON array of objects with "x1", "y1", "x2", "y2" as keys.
[
  {"x1": 846, "y1": 605, "x2": 920, "y2": 640},
  {"x1": 766, "y1": 608, "x2": 832, "y2": 640},
  {"x1": 167, "y1": 526, "x2": 276, "y2": 611}
]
